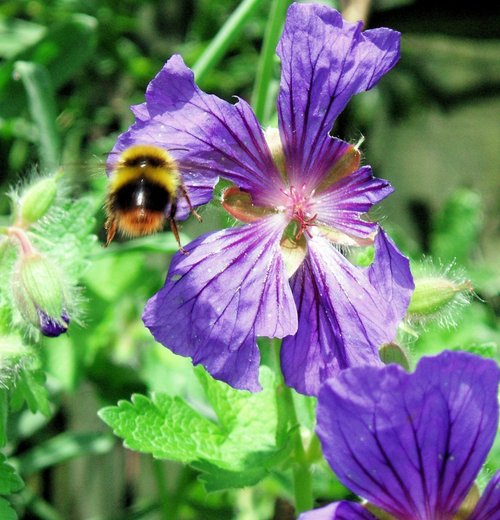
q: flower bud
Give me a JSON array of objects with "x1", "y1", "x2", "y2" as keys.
[
  {"x1": 12, "y1": 252, "x2": 70, "y2": 337},
  {"x1": 407, "y1": 275, "x2": 472, "y2": 320},
  {"x1": 17, "y1": 176, "x2": 58, "y2": 226}
]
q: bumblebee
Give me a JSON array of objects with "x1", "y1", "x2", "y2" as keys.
[{"x1": 104, "y1": 144, "x2": 200, "y2": 250}]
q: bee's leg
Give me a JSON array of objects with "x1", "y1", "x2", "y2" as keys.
[
  {"x1": 104, "y1": 217, "x2": 117, "y2": 247},
  {"x1": 179, "y1": 184, "x2": 202, "y2": 222},
  {"x1": 169, "y1": 201, "x2": 188, "y2": 255}
]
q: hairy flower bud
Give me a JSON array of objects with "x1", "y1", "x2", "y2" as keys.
[
  {"x1": 12, "y1": 252, "x2": 70, "y2": 337},
  {"x1": 17, "y1": 176, "x2": 58, "y2": 226},
  {"x1": 407, "y1": 275, "x2": 472, "y2": 321}
]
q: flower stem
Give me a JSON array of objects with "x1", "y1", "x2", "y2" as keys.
[
  {"x1": 283, "y1": 385, "x2": 313, "y2": 513},
  {"x1": 7, "y1": 226, "x2": 36, "y2": 256},
  {"x1": 192, "y1": 0, "x2": 263, "y2": 85},
  {"x1": 271, "y1": 340, "x2": 313, "y2": 513},
  {"x1": 151, "y1": 458, "x2": 170, "y2": 518},
  {"x1": 251, "y1": 0, "x2": 289, "y2": 123}
]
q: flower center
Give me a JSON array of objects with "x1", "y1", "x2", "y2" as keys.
[{"x1": 282, "y1": 185, "x2": 317, "y2": 239}]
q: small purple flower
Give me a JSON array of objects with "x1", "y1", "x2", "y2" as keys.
[
  {"x1": 111, "y1": 3, "x2": 414, "y2": 394},
  {"x1": 300, "y1": 350, "x2": 500, "y2": 520}
]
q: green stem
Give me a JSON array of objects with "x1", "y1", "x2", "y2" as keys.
[
  {"x1": 251, "y1": 0, "x2": 289, "y2": 123},
  {"x1": 152, "y1": 458, "x2": 171, "y2": 519},
  {"x1": 272, "y1": 341, "x2": 313, "y2": 513},
  {"x1": 283, "y1": 385, "x2": 313, "y2": 513},
  {"x1": 192, "y1": 0, "x2": 264, "y2": 85}
]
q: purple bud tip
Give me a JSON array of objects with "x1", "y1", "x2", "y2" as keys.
[{"x1": 38, "y1": 309, "x2": 70, "y2": 337}]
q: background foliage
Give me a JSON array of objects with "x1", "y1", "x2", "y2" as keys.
[{"x1": 0, "y1": 0, "x2": 498, "y2": 518}]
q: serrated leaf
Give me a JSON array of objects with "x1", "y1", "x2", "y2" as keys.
[
  {"x1": 0, "y1": 454, "x2": 24, "y2": 495},
  {"x1": 100, "y1": 367, "x2": 285, "y2": 490},
  {"x1": 33, "y1": 195, "x2": 98, "y2": 280},
  {"x1": 99, "y1": 394, "x2": 224, "y2": 463},
  {"x1": 196, "y1": 367, "x2": 279, "y2": 464},
  {"x1": 10, "y1": 367, "x2": 50, "y2": 417}
]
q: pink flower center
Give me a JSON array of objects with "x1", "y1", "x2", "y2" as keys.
[{"x1": 282, "y1": 185, "x2": 317, "y2": 239}]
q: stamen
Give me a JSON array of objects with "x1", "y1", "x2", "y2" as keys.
[{"x1": 282, "y1": 184, "x2": 318, "y2": 239}]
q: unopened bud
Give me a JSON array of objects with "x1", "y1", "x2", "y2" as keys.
[
  {"x1": 407, "y1": 276, "x2": 472, "y2": 319},
  {"x1": 18, "y1": 176, "x2": 58, "y2": 225},
  {"x1": 12, "y1": 253, "x2": 69, "y2": 337}
]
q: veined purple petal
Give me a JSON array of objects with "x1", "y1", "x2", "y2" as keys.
[
  {"x1": 314, "y1": 166, "x2": 394, "y2": 238},
  {"x1": 316, "y1": 351, "x2": 500, "y2": 520},
  {"x1": 277, "y1": 3, "x2": 400, "y2": 185},
  {"x1": 143, "y1": 215, "x2": 297, "y2": 391},
  {"x1": 111, "y1": 55, "x2": 283, "y2": 208},
  {"x1": 367, "y1": 229, "x2": 414, "y2": 325},
  {"x1": 469, "y1": 471, "x2": 500, "y2": 520},
  {"x1": 299, "y1": 501, "x2": 376, "y2": 520},
  {"x1": 281, "y1": 235, "x2": 398, "y2": 396}
]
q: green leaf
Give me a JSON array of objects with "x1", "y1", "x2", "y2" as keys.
[
  {"x1": 15, "y1": 432, "x2": 114, "y2": 476},
  {"x1": 0, "y1": 14, "x2": 97, "y2": 119},
  {"x1": 0, "y1": 453, "x2": 24, "y2": 495},
  {"x1": 33, "y1": 195, "x2": 98, "y2": 280},
  {"x1": 10, "y1": 367, "x2": 50, "y2": 417},
  {"x1": 83, "y1": 251, "x2": 148, "y2": 301},
  {"x1": 194, "y1": 455, "x2": 279, "y2": 492},
  {"x1": 13, "y1": 61, "x2": 60, "y2": 171},
  {"x1": 0, "y1": 498, "x2": 17, "y2": 520},
  {"x1": 99, "y1": 393, "x2": 224, "y2": 463},
  {"x1": 0, "y1": 17, "x2": 45, "y2": 59},
  {"x1": 431, "y1": 189, "x2": 483, "y2": 264},
  {"x1": 100, "y1": 367, "x2": 285, "y2": 490}
]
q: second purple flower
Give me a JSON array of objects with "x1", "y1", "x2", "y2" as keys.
[{"x1": 110, "y1": 3, "x2": 414, "y2": 394}]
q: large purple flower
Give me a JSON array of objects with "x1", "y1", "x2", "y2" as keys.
[
  {"x1": 300, "y1": 350, "x2": 500, "y2": 520},
  {"x1": 110, "y1": 3, "x2": 414, "y2": 394}
]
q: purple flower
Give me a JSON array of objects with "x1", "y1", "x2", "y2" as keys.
[
  {"x1": 110, "y1": 3, "x2": 414, "y2": 394},
  {"x1": 300, "y1": 350, "x2": 500, "y2": 520}
]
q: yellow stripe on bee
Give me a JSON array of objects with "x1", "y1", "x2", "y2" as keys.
[{"x1": 109, "y1": 145, "x2": 181, "y2": 195}]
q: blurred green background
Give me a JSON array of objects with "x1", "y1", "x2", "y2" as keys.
[{"x1": 0, "y1": 0, "x2": 498, "y2": 518}]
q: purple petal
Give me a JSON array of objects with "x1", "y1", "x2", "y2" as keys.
[
  {"x1": 314, "y1": 166, "x2": 394, "y2": 238},
  {"x1": 469, "y1": 471, "x2": 500, "y2": 520},
  {"x1": 143, "y1": 215, "x2": 297, "y2": 391},
  {"x1": 316, "y1": 351, "x2": 500, "y2": 519},
  {"x1": 111, "y1": 55, "x2": 284, "y2": 209},
  {"x1": 277, "y1": 3, "x2": 400, "y2": 185},
  {"x1": 281, "y1": 235, "x2": 393, "y2": 397},
  {"x1": 367, "y1": 229, "x2": 414, "y2": 324},
  {"x1": 38, "y1": 308, "x2": 69, "y2": 337},
  {"x1": 299, "y1": 501, "x2": 376, "y2": 520}
]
